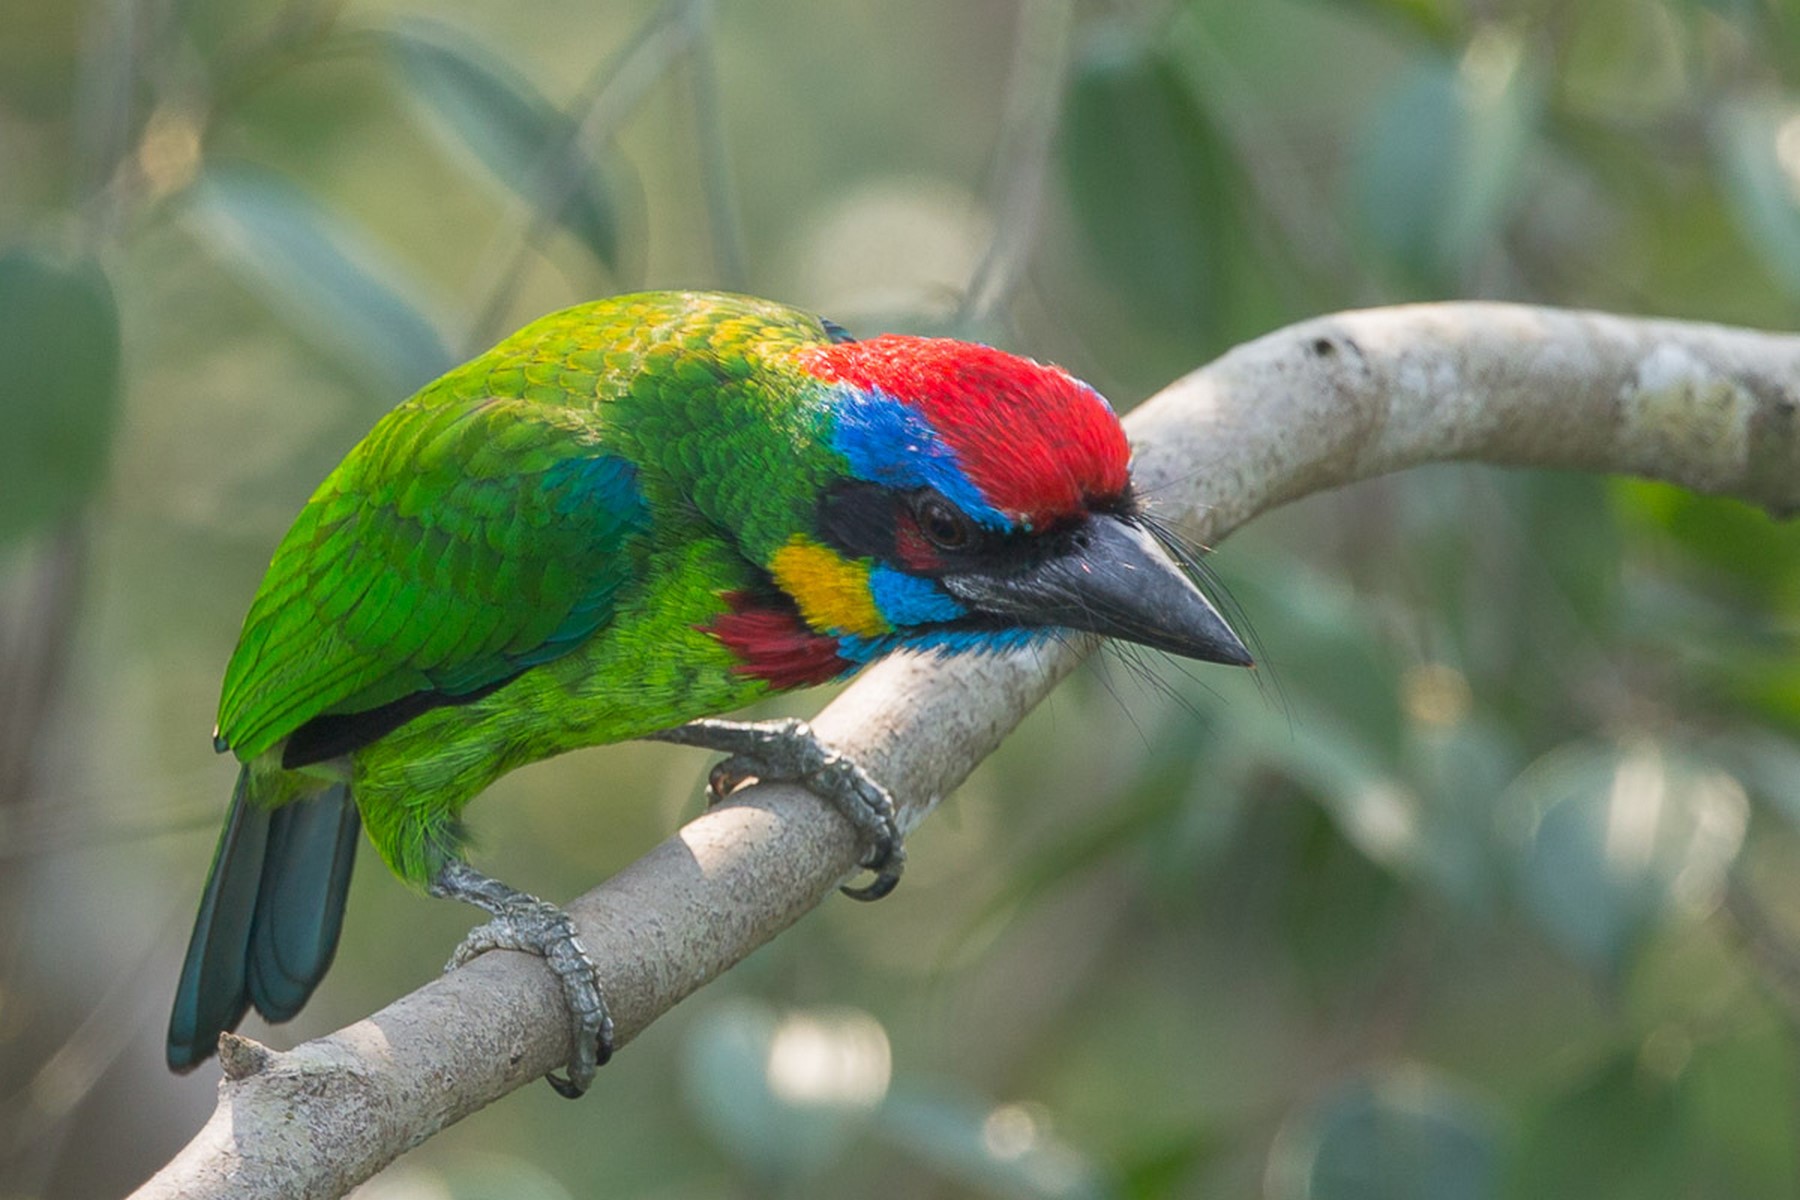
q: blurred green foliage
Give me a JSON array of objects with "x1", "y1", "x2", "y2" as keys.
[
  {"x1": 0, "y1": 244, "x2": 119, "y2": 545},
  {"x1": 187, "y1": 161, "x2": 455, "y2": 391},
  {"x1": 382, "y1": 17, "x2": 628, "y2": 274},
  {"x1": 2, "y1": 0, "x2": 1800, "y2": 1197}
]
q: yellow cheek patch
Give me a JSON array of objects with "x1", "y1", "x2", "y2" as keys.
[{"x1": 769, "y1": 535, "x2": 890, "y2": 638}]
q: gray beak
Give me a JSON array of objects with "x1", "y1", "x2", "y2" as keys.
[{"x1": 942, "y1": 514, "x2": 1253, "y2": 666}]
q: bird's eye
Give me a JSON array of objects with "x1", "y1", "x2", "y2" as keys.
[{"x1": 914, "y1": 492, "x2": 975, "y2": 552}]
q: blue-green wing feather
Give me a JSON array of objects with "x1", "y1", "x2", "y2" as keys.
[{"x1": 216, "y1": 394, "x2": 648, "y2": 761}]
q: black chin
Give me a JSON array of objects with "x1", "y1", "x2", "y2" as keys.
[{"x1": 941, "y1": 514, "x2": 1252, "y2": 667}]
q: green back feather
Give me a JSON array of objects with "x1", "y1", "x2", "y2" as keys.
[
  {"x1": 215, "y1": 292, "x2": 839, "y2": 762},
  {"x1": 180, "y1": 292, "x2": 868, "y2": 1070}
]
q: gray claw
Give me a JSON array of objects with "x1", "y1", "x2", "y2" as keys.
[
  {"x1": 432, "y1": 861, "x2": 614, "y2": 1097},
  {"x1": 652, "y1": 718, "x2": 906, "y2": 900}
]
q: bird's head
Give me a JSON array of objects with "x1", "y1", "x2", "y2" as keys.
[{"x1": 714, "y1": 333, "x2": 1251, "y2": 680}]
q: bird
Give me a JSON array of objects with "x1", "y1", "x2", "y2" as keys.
[{"x1": 166, "y1": 290, "x2": 1252, "y2": 1097}]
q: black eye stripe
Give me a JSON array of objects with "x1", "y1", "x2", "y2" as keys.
[
  {"x1": 914, "y1": 492, "x2": 975, "y2": 551},
  {"x1": 817, "y1": 481, "x2": 1081, "y2": 577},
  {"x1": 817, "y1": 482, "x2": 898, "y2": 561}
]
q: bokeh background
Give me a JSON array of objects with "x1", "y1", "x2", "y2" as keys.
[{"x1": 3, "y1": 0, "x2": 1800, "y2": 1196}]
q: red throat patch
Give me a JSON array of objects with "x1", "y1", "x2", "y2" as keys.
[
  {"x1": 799, "y1": 336, "x2": 1132, "y2": 525},
  {"x1": 704, "y1": 593, "x2": 854, "y2": 689}
]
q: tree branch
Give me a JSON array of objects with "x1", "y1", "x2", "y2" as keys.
[{"x1": 130, "y1": 303, "x2": 1800, "y2": 1199}]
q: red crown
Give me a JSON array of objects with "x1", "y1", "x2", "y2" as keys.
[{"x1": 801, "y1": 336, "x2": 1131, "y2": 525}]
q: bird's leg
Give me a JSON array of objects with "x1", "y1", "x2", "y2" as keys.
[
  {"x1": 429, "y1": 860, "x2": 613, "y2": 1098},
  {"x1": 649, "y1": 717, "x2": 905, "y2": 902}
]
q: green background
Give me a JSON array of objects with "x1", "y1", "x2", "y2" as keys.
[{"x1": 2, "y1": 0, "x2": 1800, "y2": 1196}]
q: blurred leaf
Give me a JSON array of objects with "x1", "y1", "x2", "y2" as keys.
[
  {"x1": 966, "y1": 705, "x2": 1222, "y2": 936},
  {"x1": 1614, "y1": 478, "x2": 1800, "y2": 608},
  {"x1": 1115, "y1": 1132, "x2": 1218, "y2": 1199},
  {"x1": 1709, "y1": 729, "x2": 1800, "y2": 831},
  {"x1": 879, "y1": 1086, "x2": 1113, "y2": 1200},
  {"x1": 0, "y1": 244, "x2": 120, "y2": 543},
  {"x1": 1310, "y1": 0, "x2": 1464, "y2": 42},
  {"x1": 1250, "y1": 784, "x2": 1414, "y2": 997},
  {"x1": 185, "y1": 163, "x2": 454, "y2": 393},
  {"x1": 1241, "y1": 698, "x2": 1429, "y2": 876},
  {"x1": 1513, "y1": 471, "x2": 1622, "y2": 634},
  {"x1": 1509, "y1": 1053, "x2": 1687, "y2": 1200},
  {"x1": 970, "y1": 775, "x2": 1183, "y2": 934},
  {"x1": 384, "y1": 18, "x2": 621, "y2": 270},
  {"x1": 1061, "y1": 26, "x2": 1235, "y2": 341},
  {"x1": 680, "y1": 1000, "x2": 889, "y2": 1180},
  {"x1": 1560, "y1": 0, "x2": 1691, "y2": 124},
  {"x1": 1350, "y1": 32, "x2": 1542, "y2": 288},
  {"x1": 1739, "y1": 672, "x2": 1800, "y2": 729},
  {"x1": 1504, "y1": 741, "x2": 1748, "y2": 977},
  {"x1": 1267, "y1": 1066, "x2": 1503, "y2": 1200},
  {"x1": 1505, "y1": 1022, "x2": 1797, "y2": 1200},
  {"x1": 1403, "y1": 714, "x2": 1520, "y2": 910},
  {"x1": 1201, "y1": 555, "x2": 1446, "y2": 880},
  {"x1": 1604, "y1": 485, "x2": 1800, "y2": 732},
  {"x1": 1714, "y1": 100, "x2": 1800, "y2": 301},
  {"x1": 1669, "y1": 0, "x2": 1762, "y2": 15},
  {"x1": 1223, "y1": 552, "x2": 1406, "y2": 758},
  {"x1": 1353, "y1": 58, "x2": 1458, "y2": 284},
  {"x1": 1680, "y1": 1015, "x2": 1800, "y2": 1199}
]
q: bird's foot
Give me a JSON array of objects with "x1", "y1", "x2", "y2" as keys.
[
  {"x1": 650, "y1": 717, "x2": 905, "y2": 901},
  {"x1": 430, "y1": 860, "x2": 613, "y2": 1098}
]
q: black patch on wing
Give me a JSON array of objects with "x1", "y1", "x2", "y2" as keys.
[
  {"x1": 281, "y1": 675, "x2": 515, "y2": 768},
  {"x1": 820, "y1": 317, "x2": 857, "y2": 344}
]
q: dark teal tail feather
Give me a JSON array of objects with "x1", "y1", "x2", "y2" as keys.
[
  {"x1": 166, "y1": 769, "x2": 265, "y2": 1070},
  {"x1": 166, "y1": 769, "x2": 360, "y2": 1072},
  {"x1": 248, "y1": 786, "x2": 360, "y2": 1019}
]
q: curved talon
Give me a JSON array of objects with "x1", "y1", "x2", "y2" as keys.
[
  {"x1": 842, "y1": 838, "x2": 905, "y2": 901},
  {"x1": 432, "y1": 861, "x2": 613, "y2": 1098},
  {"x1": 707, "y1": 758, "x2": 754, "y2": 804},
  {"x1": 652, "y1": 717, "x2": 909, "y2": 900}
]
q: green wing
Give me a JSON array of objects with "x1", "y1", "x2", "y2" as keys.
[{"x1": 216, "y1": 391, "x2": 647, "y2": 762}]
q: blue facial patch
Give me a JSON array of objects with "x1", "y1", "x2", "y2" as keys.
[
  {"x1": 828, "y1": 385, "x2": 1010, "y2": 529},
  {"x1": 837, "y1": 624, "x2": 1050, "y2": 664},
  {"x1": 868, "y1": 565, "x2": 966, "y2": 628}
]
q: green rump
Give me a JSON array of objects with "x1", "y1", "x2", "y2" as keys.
[{"x1": 216, "y1": 292, "x2": 848, "y2": 886}]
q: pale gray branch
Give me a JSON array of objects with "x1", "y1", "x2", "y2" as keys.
[{"x1": 129, "y1": 303, "x2": 1800, "y2": 1199}]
